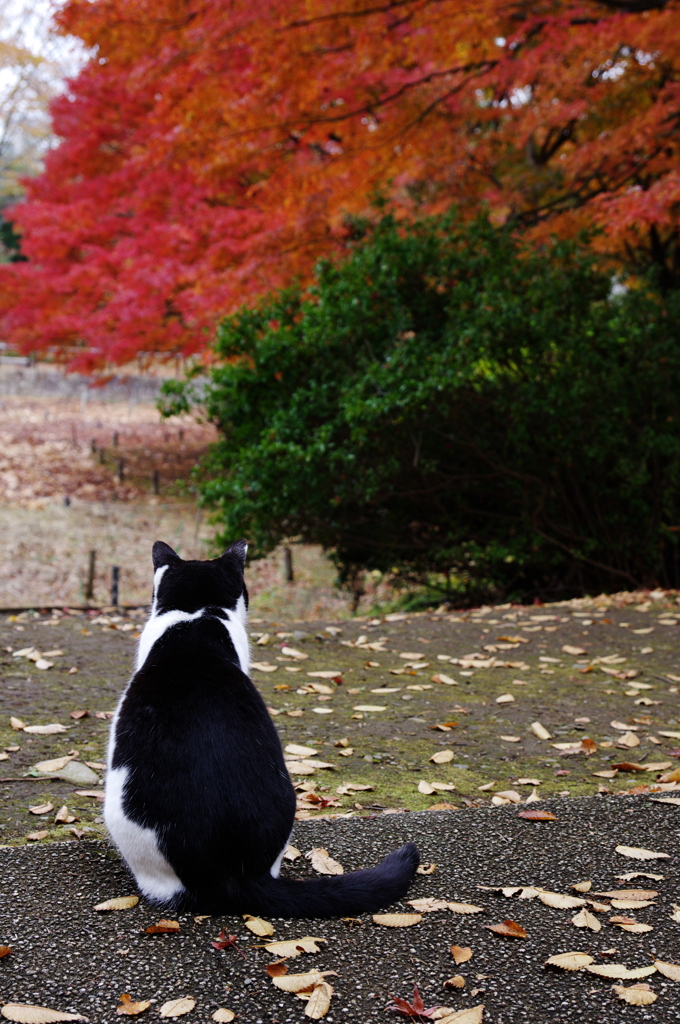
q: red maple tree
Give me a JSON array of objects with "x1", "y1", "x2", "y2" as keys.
[{"x1": 0, "y1": 0, "x2": 678, "y2": 369}]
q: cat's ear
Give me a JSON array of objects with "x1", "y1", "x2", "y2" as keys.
[
  {"x1": 152, "y1": 541, "x2": 181, "y2": 570},
  {"x1": 221, "y1": 538, "x2": 248, "y2": 571}
]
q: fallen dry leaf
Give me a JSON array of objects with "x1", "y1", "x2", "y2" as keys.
[
  {"x1": 443, "y1": 977, "x2": 465, "y2": 990},
  {"x1": 407, "y1": 898, "x2": 450, "y2": 912},
  {"x1": 611, "y1": 920, "x2": 653, "y2": 933},
  {"x1": 262, "y1": 938, "x2": 326, "y2": 958},
  {"x1": 610, "y1": 898, "x2": 655, "y2": 909},
  {"x1": 283, "y1": 844, "x2": 301, "y2": 861},
  {"x1": 9, "y1": 717, "x2": 25, "y2": 730},
  {"x1": 158, "y1": 998, "x2": 195, "y2": 1019},
  {"x1": 538, "y1": 892, "x2": 586, "y2": 910},
  {"x1": 615, "y1": 845, "x2": 669, "y2": 860},
  {"x1": 116, "y1": 994, "x2": 151, "y2": 1016},
  {"x1": 654, "y1": 960, "x2": 680, "y2": 980},
  {"x1": 571, "y1": 909, "x2": 601, "y2": 932},
  {"x1": 23, "y1": 723, "x2": 65, "y2": 734},
  {"x1": 612, "y1": 983, "x2": 657, "y2": 1006},
  {"x1": 305, "y1": 848, "x2": 344, "y2": 875},
  {"x1": 544, "y1": 952, "x2": 594, "y2": 971},
  {"x1": 0, "y1": 945, "x2": 10, "y2": 958},
  {"x1": 54, "y1": 806, "x2": 77, "y2": 824},
  {"x1": 671, "y1": 904, "x2": 680, "y2": 923},
  {"x1": 430, "y1": 750, "x2": 454, "y2": 764},
  {"x1": 372, "y1": 913, "x2": 422, "y2": 927},
  {"x1": 416, "y1": 863, "x2": 437, "y2": 875},
  {"x1": 25, "y1": 831, "x2": 49, "y2": 842},
  {"x1": 28, "y1": 802, "x2": 54, "y2": 815},
  {"x1": 243, "y1": 914, "x2": 274, "y2": 937},
  {"x1": 33, "y1": 756, "x2": 73, "y2": 773},
  {"x1": 384, "y1": 985, "x2": 439, "y2": 1020},
  {"x1": 285, "y1": 744, "x2": 318, "y2": 757},
  {"x1": 303, "y1": 982, "x2": 333, "y2": 1019},
  {"x1": 594, "y1": 889, "x2": 657, "y2": 900},
  {"x1": 485, "y1": 920, "x2": 527, "y2": 938},
  {"x1": 211, "y1": 1012, "x2": 236, "y2": 1023},
  {"x1": 144, "y1": 920, "x2": 179, "y2": 934},
  {"x1": 517, "y1": 809, "x2": 557, "y2": 821},
  {"x1": 271, "y1": 972, "x2": 337, "y2": 993},
  {"x1": 562, "y1": 645, "x2": 587, "y2": 655},
  {"x1": 650, "y1": 796, "x2": 680, "y2": 805},
  {"x1": 447, "y1": 902, "x2": 485, "y2": 915},
  {"x1": 495, "y1": 694, "x2": 514, "y2": 704},
  {"x1": 617, "y1": 732, "x2": 641, "y2": 748},
  {"x1": 266, "y1": 962, "x2": 288, "y2": 978},
  {"x1": 586, "y1": 964, "x2": 656, "y2": 980},
  {"x1": 0, "y1": 1009, "x2": 88, "y2": 1023},
  {"x1": 434, "y1": 1005, "x2": 484, "y2": 1024},
  {"x1": 450, "y1": 945, "x2": 473, "y2": 964},
  {"x1": 94, "y1": 896, "x2": 139, "y2": 911},
  {"x1": 571, "y1": 881, "x2": 592, "y2": 892}
]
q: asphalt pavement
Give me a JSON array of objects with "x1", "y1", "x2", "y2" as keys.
[{"x1": 0, "y1": 796, "x2": 678, "y2": 1024}]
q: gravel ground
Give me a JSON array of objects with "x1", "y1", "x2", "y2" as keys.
[{"x1": 0, "y1": 798, "x2": 678, "y2": 1024}]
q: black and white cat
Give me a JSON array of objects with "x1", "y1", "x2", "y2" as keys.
[{"x1": 104, "y1": 540, "x2": 419, "y2": 917}]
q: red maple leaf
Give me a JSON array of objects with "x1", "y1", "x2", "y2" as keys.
[
  {"x1": 385, "y1": 984, "x2": 440, "y2": 1019},
  {"x1": 211, "y1": 929, "x2": 246, "y2": 959}
]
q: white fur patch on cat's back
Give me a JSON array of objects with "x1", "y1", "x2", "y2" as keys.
[
  {"x1": 104, "y1": 766, "x2": 184, "y2": 903},
  {"x1": 223, "y1": 594, "x2": 249, "y2": 675},
  {"x1": 136, "y1": 608, "x2": 204, "y2": 671}
]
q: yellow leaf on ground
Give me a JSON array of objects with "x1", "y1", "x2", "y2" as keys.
[
  {"x1": 262, "y1": 938, "x2": 326, "y2": 958},
  {"x1": 9, "y1": 717, "x2": 25, "y2": 730},
  {"x1": 612, "y1": 984, "x2": 657, "y2": 1006},
  {"x1": 407, "y1": 898, "x2": 449, "y2": 912},
  {"x1": 283, "y1": 845, "x2": 301, "y2": 861},
  {"x1": 372, "y1": 913, "x2": 422, "y2": 927},
  {"x1": 430, "y1": 750, "x2": 454, "y2": 764},
  {"x1": 158, "y1": 998, "x2": 195, "y2": 1019},
  {"x1": 25, "y1": 831, "x2": 49, "y2": 842},
  {"x1": 615, "y1": 845, "x2": 670, "y2": 860},
  {"x1": 305, "y1": 848, "x2": 344, "y2": 875},
  {"x1": 211, "y1": 1011, "x2": 236, "y2": 1023},
  {"x1": 443, "y1": 977, "x2": 465, "y2": 989},
  {"x1": 28, "y1": 803, "x2": 54, "y2": 815},
  {"x1": 1, "y1": 1009, "x2": 87, "y2": 1023},
  {"x1": 586, "y1": 964, "x2": 656, "y2": 980},
  {"x1": 654, "y1": 960, "x2": 680, "y2": 981},
  {"x1": 450, "y1": 945, "x2": 473, "y2": 964},
  {"x1": 243, "y1": 915, "x2": 274, "y2": 936},
  {"x1": 272, "y1": 972, "x2": 336, "y2": 993},
  {"x1": 545, "y1": 952, "x2": 594, "y2": 971},
  {"x1": 447, "y1": 902, "x2": 485, "y2": 914},
  {"x1": 94, "y1": 896, "x2": 139, "y2": 911},
  {"x1": 285, "y1": 744, "x2": 318, "y2": 757},
  {"x1": 303, "y1": 982, "x2": 333, "y2": 1019},
  {"x1": 571, "y1": 909, "x2": 600, "y2": 932},
  {"x1": 538, "y1": 892, "x2": 586, "y2": 910},
  {"x1": 571, "y1": 881, "x2": 592, "y2": 892},
  {"x1": 116, "y1": 994, "x2": 151, "y2": 1016},
  {"x1": 434, "y1": 1005, "x2": 484, "y2": 1024}
]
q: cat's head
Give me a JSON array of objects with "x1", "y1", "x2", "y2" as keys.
[{"x1": 151, "y1": 540, "x2": 249, "y2": 620}]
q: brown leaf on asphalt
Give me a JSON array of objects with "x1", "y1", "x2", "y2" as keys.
[
  {"x1": 0, "y1": 945, "x2": 11, "y2": 958},
  {"x1": 94, "y1": 896, "x2": 139, "y2": 911},
  {"x1": 517, "y1": 809, "x2": 557, "y2": 821},
  {"x1": 610, "y1": 920, "x2": 653, "y2": 933},
  {"x1": 144, "y1": 920, "x2": 180, "y2": 934},
  {"x1": 69, "y1": 710, "x2": 89, "y2": 720},
  {"x1": 158, "y1": 998, "x2": 195, "y2": 1018},
  {"x1": 671, "y1": 905, "x2": 680, "y2": 923},
  {"x1": 262, "y1": 938, "x2": 327, "y2": 958},
  {"x1": 450, "y1": 946, "x2": 473, "y2": 964},
  {"x1": 372, "y1": 913, "x2": 422, "y2": 927},
  {"x1": 443, "y1": 977, "x2": 465, "y2": 989},
  {"x1": 612, "y1": 984, "x2": 657, "y2": 1006},
  {"x1": 571, "y1": 881, "x2": 592, "y2": 892},
  {"x1": 305, "y1": 848, "x2": 344, "y2": 875},
  {"x1": 544, "y1": 952, "x2": 594, "y2": 971},
  {"x1": 580, "y1": 738, "x2": 597, "y2": 755},
  {"x1": 615, "y1": 845, "x2": 669, "y2": 860},
  {"x1": 659, "y1": 766, "x2": 680, "y2": 782},
  {"x1": 586, "y1": 964, "x2": 656, "y2": 980},
  {"x1": 485, "y1": 920, "x2": 527, "y2": 938},
  {"x1": 447, "y1": 902, "x2": 485, "y2": 915},
  {"x1": 571, "y1": 909, "x2": 601, "y2": 932},
  {"x1": 303, "y1": 982, "x2": 334, "y2": 1019},
  {"x1": 266, "y1": 961, "x2": 289, "y2": 978},
  {"x1": 384, "y1": 984, "x2": 440, "y2": 1019},
  {"x1": 654, "y1": 960, "x2": 680, "y2": 981},
  {"x1": 28, "y1": 803, "x2": 54, "y2": 815},
  {"x1": 283, "y1": 844, "x2": 301, "y2": 861},
  {"x1": 116, "y1": 994, "x2": 151, "y2": 1016},
  {"x1": 650, "y1": 796, "x2": 680, "y2": 805},
  {"x1": 416, "y1": 863, "x2": 438, "y2": 875},
  {"x1": 617, "y1": 732, "x2": 640, "y2": 748},
  {"x1": 610, "y1": 898, "x2": 655, "y2": 909},
  {"x1": 0, "y1": 1008, "x2": 88, "y2": 1023},
  {"x1": 616, "y1": 872, "x2": 664, "y2": 881},
  {"x1": 211, "y1": 1011, "x2": 236, "y2": 1023}
]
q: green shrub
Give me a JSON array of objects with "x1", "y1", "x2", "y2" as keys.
[{"x1": 161, "y1": 213, "x2": 680, "y2": 602}]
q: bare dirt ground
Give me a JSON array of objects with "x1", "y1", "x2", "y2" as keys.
[{"x1": 0, "y1": 385, "x2": 354, "y2": 616}]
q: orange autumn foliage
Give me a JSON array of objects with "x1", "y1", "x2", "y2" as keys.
[{"x1": 0, "y1": 0, "x2": 678, "y2": 368}]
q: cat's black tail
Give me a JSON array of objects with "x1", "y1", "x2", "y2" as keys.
[{"x1": 183, "y1": 842, "x2": 420, "y2": 918}]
